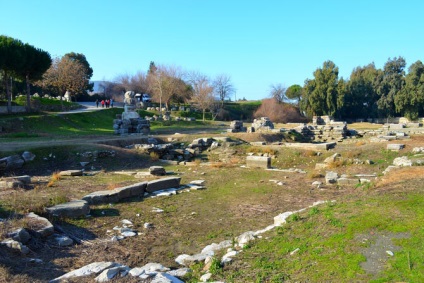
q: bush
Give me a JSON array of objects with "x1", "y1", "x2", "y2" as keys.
[{"x1": 254, "y1": 98, "x2": 308, "y2": 123}]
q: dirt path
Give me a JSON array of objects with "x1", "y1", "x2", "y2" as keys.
[{"x1": 0, "y1": 126, "x2": 227, "y2": 153}]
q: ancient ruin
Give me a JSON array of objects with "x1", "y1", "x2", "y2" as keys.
[
  {"x1": 113, "y1": 91, "x2": 150, "y2": 135},
  {"x1": 291, "y1": 115, "x2": 350, "y2": 142}
]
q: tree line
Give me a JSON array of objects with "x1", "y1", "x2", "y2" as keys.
[
  {"x1": 0, "y1": 35, "x2": 94, "y2": 113},
  {"x1": 295, "y1": 57, "x2": 424, "y2": 121}
]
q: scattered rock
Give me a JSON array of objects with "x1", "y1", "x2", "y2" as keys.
[
  {"x1": 149, "y1": 166, "x2": 167, "y2": 176},
  {"x1": 1, "y1": 239, "x2": 30, "y2": 254},
  {"x1": 21, "y1": 151, "x2": 36, "y2": 162},
  {"x1": 52, "y1": 235, "x2": 74, "y2": 247},
  {"x1": 50, "y1": 262, "x2": 119, "y2": 282},
  {"x1": 200, "y1": 272, "x2": 212, "y2": 282},
  {"x1": 167, "y1": 267, "x2": 192, "y2": 277},
  {"x1": 393, "y1": 156, "x2": 412, "y2": 167},
  {"x1": 7, "y1": 228, "x2": 31, "y2": 244},
  {"x1": 236, "y1": 231, "x2": 256, "y2": 247},
  {"x1": 59, "y1": 170, "x2": 83, "y2": 176},
  {"x1": 325, "y1": 171, "x2": 339, "y2": 184},
  {"x1": 387, "y1": 143, "x2": 405, "y2": 151},
  {"x1": 26, "y1": 212, "x2": 54, "y2": 237},
  {"x1": 150, "y1": 272, "x2": 184, "y2": 283},
  {"x1": 95, "y1": 265, "x2": 130, "y2": 282}
]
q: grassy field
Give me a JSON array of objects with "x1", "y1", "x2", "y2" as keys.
[{"x1": 1, "y1": 107, "x2": 424, "y2": 282}]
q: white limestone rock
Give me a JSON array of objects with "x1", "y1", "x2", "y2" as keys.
[
  {"x1": 236, "y1": 231, "x2": 256, "y2": 247},
  {"x1": 151, "y1": 272, "x2": 184, "y2": 283},
  {"x1": 393, "y1": 156, "x2": 413, "y2": 167},
  {"x1": 129, "y1": 263, "x2": 170, "y2": 277},
  {"x1": 95, "y1": 265, "x2": 130, "y2": 282},
  {"x1": 49, "y1": 262, "x2": 119, "y2": 282}
]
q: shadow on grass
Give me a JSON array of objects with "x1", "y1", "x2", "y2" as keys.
[{"x1": 89, "y1": 208, "x2": 120, "y2": 217}]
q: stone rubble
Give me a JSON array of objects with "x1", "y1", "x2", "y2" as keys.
[{"x1": 0, "y1": 151, "x2": 36, "y2": 171}]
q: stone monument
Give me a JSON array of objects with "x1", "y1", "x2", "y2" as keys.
[{"x1": 113, "y1": 91, "x2": 150, "y2": 135}]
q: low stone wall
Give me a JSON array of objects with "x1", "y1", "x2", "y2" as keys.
[{"x1": 283, "y1": 142, "x2": 337, "y2": 151}]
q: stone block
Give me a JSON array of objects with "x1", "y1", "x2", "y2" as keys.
[
  {"x1": 45, "y1": 200, "x2": 90, "y2": 218},
  {"x1": 325, "y1": 171, "x2": 339, "y2": 184},
  {"x1": 59, "y1": 170, "x2": 83, "y2": 176},
  {"x1": 146, "y1": 177, "x2": 181, "y2": 193},
  {"x1": 380, "y1": 135, "x2": 397, "y2": 141},
  {"x1": 149, "y1": 166, "x2": 167, "y2": 176},
  {"x1": 337, "y1": 178, "x2": 359, "y2": 185},
  {"x1": 387, "y1": 144, "x2": 405, "y2": 151},
  {"x1": 246, "y1": 156, "x2": 271, "y2": 169},
  {"x1": 250, "y1": 142, "x2": 266, "y2": 146},
  {"x1": 407, "y1": 122, "x2": 421, "y2": 128},
  {"x1": 82, "y1": 190, "x2": 120, "y2": 205},
  {"x1": 4, "y1": 175, "x2": 31, "y2": 184},
  {"x1": 113, "y1": 186, "x2": 133, "y2": 199},
  {"x1": 389, "y1": 123, "x2": 405, "y2": 129},
  {"x1": 128, "y1": 181, "x2": 147, "y2": 197}
]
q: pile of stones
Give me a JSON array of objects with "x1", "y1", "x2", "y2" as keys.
[
  {"x1": 129, "y1": 137, "x2": 233, "y2": 162},
  {"x1": 113, "y1": 91, "x2": 151, "y2": 135},
  {"x1": 227, "y1": 120, "x2": 246, "y2": 133},
  {"x1": 113, "y1": 117, "x2": 150, "y2": 135},
  {"x1": 0, "y1": 151, "x2": 36, "y2": 172},
  {"x1": 249, "y1": 117, "x2": 274, "y2": 132}
]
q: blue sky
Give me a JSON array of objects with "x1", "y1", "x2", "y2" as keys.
[{"x1": 1, "y1": 0, "x2": 423, "y2": 100}]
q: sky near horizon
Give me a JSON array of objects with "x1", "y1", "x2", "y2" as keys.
[{"x1": 1, "y1": 0, "x2": 423, "y2": 100}]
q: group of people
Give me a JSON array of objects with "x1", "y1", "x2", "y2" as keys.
[{"x1": 95, "y1": 98, "x2": 114, "y2": 108}]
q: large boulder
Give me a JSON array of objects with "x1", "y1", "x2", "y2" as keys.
[{"x1": 25, "y1": 212, "x2": 54, "y2": 237}]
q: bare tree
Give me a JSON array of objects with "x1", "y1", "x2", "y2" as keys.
[
  {"x1": 147, "y1": 64, "x2": 186, "y2": 112},
  {"x1": 114, "y1": 71, "x2": 149, "y2": 95},
  {"x1": 189, "y1": 71, "x2": 215, "y2": 121},
  {"x1": 213, "y1": 74, "x2": 235, "y2": 107},
  {"x1": 270, "y1": 83, "x2": 287, "y2": 103},
  {"x1": 37, "y1": 56, "x2": 87, "y2": 108}
]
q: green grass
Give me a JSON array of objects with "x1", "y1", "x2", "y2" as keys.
[{"x1": 214, "y1": 189, "x2": 424, "y2": 282}]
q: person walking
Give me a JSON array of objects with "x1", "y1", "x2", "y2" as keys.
[
  {"x1": 95, "y1": 99, "x2": 99, "y2": 108},
  {"x1": 110, "y1": 98, "x2": 114, "y2": 108},
  {"x1": 101, "y1": 100, "x2": 105, "y2": 108}
]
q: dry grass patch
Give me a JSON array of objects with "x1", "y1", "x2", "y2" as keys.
[{"x1": 377, "y1": 167, "x2": 424, "y2": 189}]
